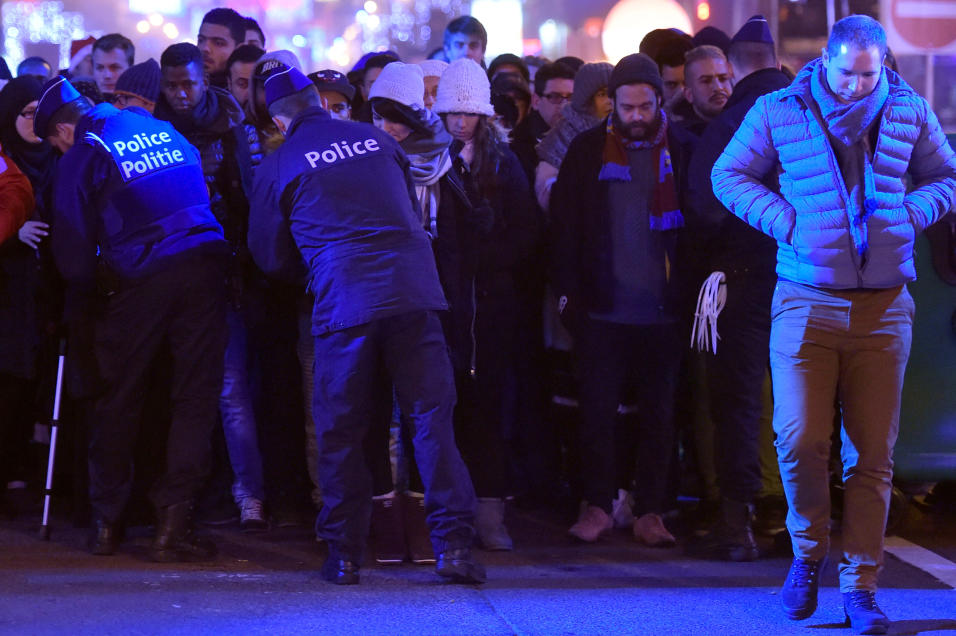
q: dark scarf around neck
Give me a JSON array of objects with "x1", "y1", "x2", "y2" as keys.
[
  {"x1": 156, "y1": 87, "x2": 221, "y2": 136},
  {"x1": 810, "y1": 59, "x2": 888, "y2": 147}
]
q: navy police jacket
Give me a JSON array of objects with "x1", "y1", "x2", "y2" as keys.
[
  {"x1": 249, "y1": 106, "x2": 447, "y2": 335},
  {"x1": 52, "y1": 103, "x2": 227, "y2": 289}
]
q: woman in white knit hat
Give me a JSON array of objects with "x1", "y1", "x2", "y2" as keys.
[
  {"x1": 364, "y1": 61, "x2": 496, "y2": 563},
  {"x1": 433, "y1": 58, "x2": 539, "y2": 552},
  {"x1": 417, "y1": 59, "x2": 447, "y2": 111}
]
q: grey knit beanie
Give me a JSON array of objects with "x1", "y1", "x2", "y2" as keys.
[
  {"x1": 571, "y1": 62, "x2": 613, "y2": 112},
  {"x1": 608, "y1": 53, "x2": 663, "y2": 97}
]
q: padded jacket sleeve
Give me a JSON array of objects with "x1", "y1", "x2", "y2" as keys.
[
  {"x1": 903, "y1": 98, "x2": 956, "y2": 233},
  {"x1": 711, "y1": 94, "x2": 797, "y2": 245}
]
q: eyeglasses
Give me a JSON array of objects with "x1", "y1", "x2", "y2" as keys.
[
  {"x1": 328, "y1": 103, "x2": 350, "y2": 115},
  {"x1": 541, "y1": 92, "x2": 572, "y2": 105},
  {"x1": 18, "y1": 108, "x2": 37, "y2": 119}
]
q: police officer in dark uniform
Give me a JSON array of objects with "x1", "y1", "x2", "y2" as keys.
[
  {"x1": 36, "y1": 76, "x2": 230, "y2": 561},
  {"x1": 249, "y1": 64, "x2": 484, "y2": 585}
]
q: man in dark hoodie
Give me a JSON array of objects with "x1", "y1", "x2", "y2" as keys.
[
  {"x1": 683, "y1": 15, "x2": 793, "y2": 563},
  {"x1": 156, "y1": 42, "x2": 268, "y2": 532},
  {"x1": 509, "y1": 61, "x2": 575, "y2": 187}
]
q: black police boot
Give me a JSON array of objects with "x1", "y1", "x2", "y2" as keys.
[
  {"x1": 436, "y1": 546, "x2": 486, "y2": 584},
  {"x1": 687, "y1": 498, "x2": 759, "y2": 562},
  {"x1": 89, "y1": 517, "x2": 121, "y2": 556},
  {"x1": 150, "y1": 501, "x2": 217, "y2": 563},
  {"x1": 320, "y1": 543, "x2": 360, "y2": 585},
  {"x1": 320, "y1": 556, "x2": 361, "y2": 585}
]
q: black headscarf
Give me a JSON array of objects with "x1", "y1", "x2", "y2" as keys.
[{"x1": 0, "y1": 76, "x2": 57, "y2": 218}]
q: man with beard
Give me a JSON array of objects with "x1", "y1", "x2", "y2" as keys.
[
  {"x1": 226, "y1": 45, "x2": 265, "y2": 113},
  {"x1": 679, "y1": 45, "x2": 733, "y2": 136},
  {"x1": 550, "y1": 53, "x2": 694, "y2": 546},
  {"x1": 683, "y1": 14, "x2": 793, "y2": 563},
  {"x1": 155, "y1": 42, "x2": 270, "y2": 532}
]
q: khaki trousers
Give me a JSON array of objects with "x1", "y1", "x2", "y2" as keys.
[{"x1": 769, "y1": 281, "x2": 913, "y2": 592}]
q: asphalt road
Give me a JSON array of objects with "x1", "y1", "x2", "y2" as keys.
[{"x1": 1, "y1": 499, "x2": 954, "y2": 635}]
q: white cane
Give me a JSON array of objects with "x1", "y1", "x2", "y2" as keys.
[{"x1": 39, "y1": 338, "x2": 66, "y2": 540}]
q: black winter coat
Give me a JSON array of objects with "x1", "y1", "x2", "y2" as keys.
[
  {"x1": 448, "y1": 139, "x2": 539, "y2": 375},
  {"x1": 685, "y1": 68, "x2": 792, "y2": 275},
  {"x1": 550, "y1": 120, "x2": 695, "y2": 334}
]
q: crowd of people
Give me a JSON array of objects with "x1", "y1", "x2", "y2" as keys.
[{"x1": 0, "y1": 6, "x2": 953, "y2": 633}]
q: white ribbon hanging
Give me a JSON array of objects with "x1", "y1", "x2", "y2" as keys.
[{"x1": 690, "y1": 271, "x2": 727, "y2": 353}]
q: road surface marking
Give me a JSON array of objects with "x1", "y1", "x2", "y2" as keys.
[{"x1": 884, "y1": 536, "x2": 956, "y2": 589}]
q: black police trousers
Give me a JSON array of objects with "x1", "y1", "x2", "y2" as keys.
[
  {"x1": 312, "y1": 309, "x2": 477, "y2": 562},
  {"x1": 89, "y1": 253, "x2": 227, "y2": 523}
]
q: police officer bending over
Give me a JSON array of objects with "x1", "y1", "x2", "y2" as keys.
[
  {"x1": 249, "y1": 64, "x2": 484, "y2": 585},
  {"x1": 36, "y1": 76, "x2": 230, "y2": 561}
]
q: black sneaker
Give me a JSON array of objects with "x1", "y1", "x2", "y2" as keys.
[
  {"x1": 843, "y1": 590, "x2": 890, "y2": 635},
  {"x1": 781, "y1": 557, "x2": 825, "y2": 620},
  {"x1": 239, "y1": 498, "x2": 268, "y2": 533}
]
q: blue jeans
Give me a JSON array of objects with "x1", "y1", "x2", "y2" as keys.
[
  {"x1": 220, "y1": 308, "x2": 265, "y2": 503},
  {"x1": 770, "y1": 281, "x2": 913, "y2": 593}
]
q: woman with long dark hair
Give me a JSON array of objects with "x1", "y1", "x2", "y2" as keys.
[
  {"x1": 433, "y1": 58, "x2": 539, "y2": 551},
  {"x1": 363, "y1": 61, "x2": 495, "y2": 561}
]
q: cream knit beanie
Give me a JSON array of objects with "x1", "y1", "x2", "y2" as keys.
[
  {"x1": 418, "y1": 59, "x2": 448, "y2": 79},
  {"x1": 368, "y1": 61, "x2": 425, "y2": 110},
  {"x1": 433, "y1": 58, "x2": 494, "y2": 116}
]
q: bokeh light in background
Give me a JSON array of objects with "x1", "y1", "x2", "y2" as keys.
[
  {"x1": 470, "y1": 0, "x2": 523, "y2": 62},
  {"x1": 601, "y1": 0, "x2": 693, "y2": 63}
]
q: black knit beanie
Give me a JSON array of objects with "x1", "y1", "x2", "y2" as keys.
[
  {"x1": 114, "y1": 58, "x2": 161, "y2": 105},
  {"x1": 608, "y1": 53, "x2": 662, "y2": 98}
]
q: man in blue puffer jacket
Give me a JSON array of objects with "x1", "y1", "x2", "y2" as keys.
[
  {"x1": 37, "y1": 76, "x2": 230, "y2": 562},
  {"x1": 712, "y1": 15, "x2": 955, "y2": 633},
  {"x1": 248, "y1": 64, "x2": 484, "y2": 586}
]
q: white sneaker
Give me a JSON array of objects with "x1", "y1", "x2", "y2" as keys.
[
  {"x1": 239, "y1": 498, "x2": 268, "y2": 533},
  {"x1": 612, "y1": 488, "x2": 636, "y2": 529}
]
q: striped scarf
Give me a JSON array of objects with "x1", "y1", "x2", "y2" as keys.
[{"x1": 598, "y1": 111, "x2": 683, "y2": 231}]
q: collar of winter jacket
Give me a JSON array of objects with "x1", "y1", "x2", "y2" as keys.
[{"x1": 286, "y1": 106, "x2": 332, "y2": 138}]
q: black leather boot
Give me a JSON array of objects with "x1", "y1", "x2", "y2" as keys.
[
  {"x1": 436, "y1": 546, "x2": 486, "y2": 584},
  {"x1": 320, "y1": 543, "x2": 360, "y2": 585},
  {"x1": 150, "y1": 501, "x2": 217, "y2": 563},
  {"x1": 320, "y1": 555, "x2": 361, "y2": 585},
  {"x1": 687, "y1": 498, "x2": 759, "y2": 562},
  {"x1": 89, "y1": 517, "x2": 121, "y2": 556}
]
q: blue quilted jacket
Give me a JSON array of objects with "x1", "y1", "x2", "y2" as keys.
[{"x1": 712, "y1": 60, "x2": 956, "y2": 289}]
